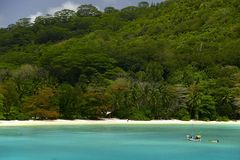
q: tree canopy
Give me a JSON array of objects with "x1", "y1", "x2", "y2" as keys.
[{"x1": 0, "y1": 0, "x2": 240, "y2": 120}]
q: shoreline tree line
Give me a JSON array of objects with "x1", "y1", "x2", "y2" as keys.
[{"x1": 0, "y1": 0, "x2": 240, "y2": 120}]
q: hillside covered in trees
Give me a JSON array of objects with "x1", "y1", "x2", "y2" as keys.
[{"x1": 0, "y1": 0, "x2": 240, "y2": 121}]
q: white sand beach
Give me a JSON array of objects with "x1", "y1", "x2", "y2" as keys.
[{"x1": 0, "y1": 119, "x2": 239, "y2": 127}]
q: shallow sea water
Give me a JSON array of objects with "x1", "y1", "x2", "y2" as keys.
[{"x1": 0, "y1": 124, "x2": 239, "y2": 160}]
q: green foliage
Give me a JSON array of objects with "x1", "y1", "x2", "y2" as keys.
[
  {"x1": 138, "y1": 2, "x2": 150, "y2": 8},
  {"x1": 0, "y1": 0, "x2": 240, "y2": 120},
  {"x1": 104, "y1": 7, "x2": 119, "y2": 14},
  {"x1": 0, "y1": 94, "x2": 6, "y2": 119},
  {"x1": 129, "y1": 110, "x2": 151, "y2": 120},
  {"x1": 16, "y1": 18, "x2": 32, "y2": 27},
  {"x1": 77, "y1": 4, "x2": 101, "y2": 17},
  {"x1": 35, "y1": 26, "x2": 70, "y2": 43},
  {"x1": 145, "y1": 62, "x2": 163, "y2": 82},
  {"x1": 54, "y1": 9, "x2": 76, "y2": 23},
  {"x1": 120, "y1": 6, "x2": 139, "y2": 21}
]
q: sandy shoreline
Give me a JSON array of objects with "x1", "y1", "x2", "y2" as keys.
[{"x1": 0, "y1": 119, "x2": 239, "y2": 126}]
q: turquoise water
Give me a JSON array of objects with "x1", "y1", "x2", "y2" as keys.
[{"x1": 0, "y1": 124, "x2": 239, "y2": 160}]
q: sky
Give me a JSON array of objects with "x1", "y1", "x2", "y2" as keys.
[{"x1": 0, "y1": 0, "x2": 164, "y2": 28}]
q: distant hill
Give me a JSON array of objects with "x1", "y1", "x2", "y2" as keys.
[{"x1": 0, "y1": 0, "x2": 240, "y2": 121}]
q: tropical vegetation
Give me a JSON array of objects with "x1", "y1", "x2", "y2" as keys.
[{"x1": 0, "y1": 0, "x2": 240, "y2": 120}]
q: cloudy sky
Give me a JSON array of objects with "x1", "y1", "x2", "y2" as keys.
[{"x1": 0, "y1": 0, "x2": 164, "y2": 28}]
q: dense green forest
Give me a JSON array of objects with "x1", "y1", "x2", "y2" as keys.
[{"x1": 0, "y1": 0, "x2": 240, "y2": 121}]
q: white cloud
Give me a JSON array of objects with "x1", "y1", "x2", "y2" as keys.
[
  {"x1": 48, "y1": 1, "x2": 81, "y2": 15},
  {"x1": 28, "y1": 12, "x2": 43, "y2": 23}
]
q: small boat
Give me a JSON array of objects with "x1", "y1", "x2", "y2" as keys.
[
  {"x1": 186, "y1": 123, "x2": 202, "y2": 142},
  {"x1": 186, "y1": 134, "x2": 202, "y2": 142}
]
